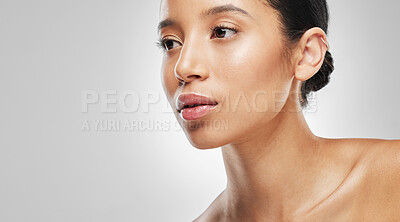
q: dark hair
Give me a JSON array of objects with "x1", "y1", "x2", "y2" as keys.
[{"x1": 264, "y1": 0, "x2": 334, "y2": 108}]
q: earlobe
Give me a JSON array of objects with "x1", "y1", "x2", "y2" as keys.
[{"x1": 294, "y1": 28, "x2": 328, "y2": 82}]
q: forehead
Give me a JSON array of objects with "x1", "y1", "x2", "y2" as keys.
[{"x1": 159, "y1": 0, "x2": 269, "y2": 21}]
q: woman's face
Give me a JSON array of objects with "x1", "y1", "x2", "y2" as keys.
[{"x1": 159, "y1": 0, "x2": 295, "y2": 149}]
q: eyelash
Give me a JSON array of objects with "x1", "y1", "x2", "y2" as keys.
[
  {"x1": 156, "y1": 24, "x2": 239, "y2": 52},
  {"x1": 209, "y1": 24, "x2": 239, "y2": 38}
]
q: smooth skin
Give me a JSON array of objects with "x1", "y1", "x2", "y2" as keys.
[{"x1": 158, "y1": 0, "x2": 400, "y2": 221}]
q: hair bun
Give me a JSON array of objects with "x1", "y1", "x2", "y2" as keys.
[{"x1": 300, "y1": 51, "x2": 334, "y2": 107}]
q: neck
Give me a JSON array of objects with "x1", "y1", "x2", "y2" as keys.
[{"x1": 220, "y1": 84, "x2": 352, "y2": 220}]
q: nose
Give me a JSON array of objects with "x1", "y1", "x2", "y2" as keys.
[{"x1": 174, "y1": 38, "x2": 210, "y2": 83}]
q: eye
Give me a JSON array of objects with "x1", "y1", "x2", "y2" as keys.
[
  {"x1": 210, "y1": 25, "x2": 238, "y2": 39},
  {"x1": 156, "y1": 38, "x2": 182, "y2": 52}
]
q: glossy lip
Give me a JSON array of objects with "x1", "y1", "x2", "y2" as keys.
[{"x1": 176, "y1": 93, "x2": 218, "y2": 113}]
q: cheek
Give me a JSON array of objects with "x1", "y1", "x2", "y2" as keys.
[
  {"x1": 210, "y1": 34, "x2": 291, "y2": 111},
  {"x1": 161, "y1": 56, "x2": 179, "y2": 105}
]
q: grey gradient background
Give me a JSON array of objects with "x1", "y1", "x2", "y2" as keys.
[{"x1": 0, "y1": 0, "x2": 399, "y2": 221}]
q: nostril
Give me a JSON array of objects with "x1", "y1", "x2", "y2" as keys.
[
  {"x1": 176, "y1": 74, "x2": 202, "y2": 83},
  {"x1": 188, "y1": 74, "x2": 201, "y2": 79}
]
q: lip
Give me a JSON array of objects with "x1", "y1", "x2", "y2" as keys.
[{"x1": 176, "y1": 93, "x2": 218, "y2": 120}]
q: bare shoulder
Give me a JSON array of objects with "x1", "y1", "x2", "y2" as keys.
[
  {"x1": 354, "y1": 138, "x2": 400, "y2": 188},
  {"x1": 307, "y1": 138, "x2": 400, "y2": 220},
  {"x1": 347, "y1": 138, "x2": 400, "y2": 220},
  {"x1": 319, "y1": 137, "x2": 400, "y2": 187},
  {"x1": 334, "y1": 138, "x2": 400, "y2": 187},
  {"x1": 322, "y1": 137, "x2": 400, "y2": 165},
  {"x1": 357, "y1": 138, "x2": 400, "y2": 174}
]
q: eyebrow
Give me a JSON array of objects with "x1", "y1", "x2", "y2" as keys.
[
  {"x1": 158, "y1": 18, "x2": 175, "y2": 34},
  {"x1": 201, "y1": 4, "x2": 252, "y2": 18},
  {"x1": 157, "y1": 4, "x2": 253, "y2": 33}
]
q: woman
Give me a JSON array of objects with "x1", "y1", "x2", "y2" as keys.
[{"x1": 157, "y1": 0, "x2": 400, "y2": 221}]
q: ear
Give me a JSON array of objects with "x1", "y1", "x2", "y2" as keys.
[{"x1": 294, "y1": 27, "x2": 328, "y2": 81}]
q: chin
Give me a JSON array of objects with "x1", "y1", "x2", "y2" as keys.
[
  {"x1": 186, "y1": 137, "x2": 225, "y2": 149},
  {"x1": 182, "y1": 125, "x2": 233, "y2": 149}
]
